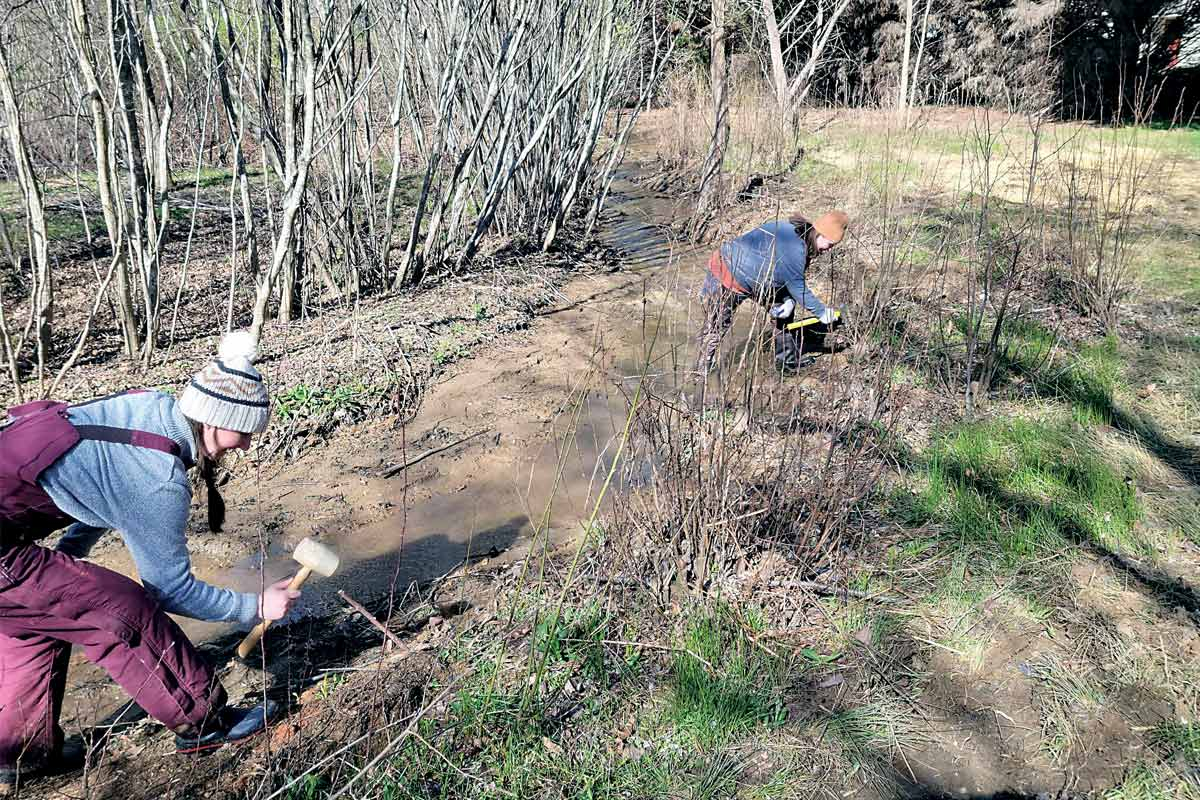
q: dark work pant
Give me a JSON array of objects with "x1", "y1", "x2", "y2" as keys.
[
  {"x1": 696, "y1": 272, "x2": 749, "y2": 374},
  {"x1": 696, "y1": 272, "x2": 802, "y2": 373},
  {"x1": 0, "y1": 542, "x2": 225, "y2": 771}
]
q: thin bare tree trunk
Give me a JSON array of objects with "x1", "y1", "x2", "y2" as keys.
[
  {"x1": 196, "y1": 0, "x2": 260, "y2": 285},
  {"x1": 249, "y1": 0, "x2": 316, "y2": 344},
  {"x1": 0, "y1": 212, "x2": 23, "y2": 402},
  {"x1": 898, "y1": 0, "x2": 914, "y2": 119},
  {"x1": 109, "y1": 0, "x2": 164, "y2": 363},
  {"x1": 697, "y1": 0, "x2": 730, "y2": 217},
  {"x1": 146, "y1": 2, "x2": 176, "y2": 195},
  {"x1": 908, "y1": 0, "x2": 933, "y2": 110},
  {"x1": 69, "y1": 0, "x2": 140, "y2": 358},
  {"x1": 762, "y1": 0, "x2": 788, "y2": 110},
  {"x1": 381, "y1": 52, "x2": 408, "y2": 270},
  {"x1": 787, "y1": 0, "x2": 853, "y2": 106},
  {"x1": 0, "y1": 45, "x2": 52, "y2": 388}
]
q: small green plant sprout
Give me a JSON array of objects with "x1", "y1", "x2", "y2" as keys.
[
  {"x1": 432, "y1": 337, "x2": 471, "y2": 366},
  {"x1": 315, "y1": 671, "x2": 347, "y2": 699},
  {"x1": 274, "y1": 381, "x2": 376, "y2": 422}
]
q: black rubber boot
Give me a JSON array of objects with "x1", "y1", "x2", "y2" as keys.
[
  {"x1": 174, "y1": 699, "x2": 280, "y2": 755},
  {"x1": 776, "y1": 355, "x2": 816, "y2": 375}
]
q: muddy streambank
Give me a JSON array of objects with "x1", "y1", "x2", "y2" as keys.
[{"x1": 49, "y1": 167, "x2": 710, "y2": 735}]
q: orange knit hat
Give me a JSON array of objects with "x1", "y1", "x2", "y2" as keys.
[{"x1": 811, "y1": 210, "x2": 850, "y2": 244}]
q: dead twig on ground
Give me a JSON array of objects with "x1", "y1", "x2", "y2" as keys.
[
  {"x1": 381, "y1": 428, "x2": 489, "y2": 477},
  {"x1": 338, "y1": 589, "x2": 407, "y2": 651},
  {"x1": 780, "y1": 580, "x2": 903, "y2": 604}
]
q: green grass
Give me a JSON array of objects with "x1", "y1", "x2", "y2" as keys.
[
  {"x1": 0, "y1": 207, "x2": 105, "y2": 248},
  {"x1": 1022, "y1": 653, "x2": 1105, "y2": 762},
  {"x1": 854, "y1": 156, "x2": 919, "y2": 203},
  {"x1": 1107, "y1": 123, "x2": 1200, "y2": 159},
  {"x1": 379, "y1": 718, "x2": 669, "y2": 800},
  {"x1": 1140, "y1": 234, "x2": 1200, "y2": 304},
  {"x1": 740, "y1": 759, "x2": 808, "y2": 800},
  {"x1": 174, "y1": 166, "x2": 236, "y2": 189},
  {"x1": 680, "y1": 749, "x2": 743, "y2": 800},
  {"x1": 1006, "y1": 334, "x2": 1125, "y2": 426},
  {"x1": 936, "y1": 314, "x2": 1062, "y2": 394},
  {"x1": 897, "y1": 413, "x2": 1142, "y2": 562},
  {"x1": 1103, "y1": 764, "x2": 1193, "y2": 800},
  {"x1": 295, "y1": 596, "x2": 677, "y2": 800},
  {"x1": 364, "y1": 639, "x2": 673, "y2": 800},
  {"x1": 792, "y1": 155, "x2": 842, "y2": 184},
  {"x1": 283, "y1": 774, "x2": 327, "y2": 800},
  {"x1": 669, "y1": 605, "x2": 786, "y2": 746},
  {"x1": 1150, "y1": 721, "x2": 1200, "y2": 766},
  {"x1": 820, "y1": 695, "x2": 930, "y2": 793},
  {"x1": 46, "y1": 211, "x2": 101, "y2": 243},
  {"x1": 992, "y1": 316, "x2": 1063, "y2": 383},
  {"x1": 534, "y1": 602, "x2": 633, "y2": 684}
]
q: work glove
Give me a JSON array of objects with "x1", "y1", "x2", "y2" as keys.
[
  {"x1": 818, "y1": 307, "x2": 840, "y2": 325},
  {"x1": 769, "y1": 297, "x2": 795, "y2": 321}
]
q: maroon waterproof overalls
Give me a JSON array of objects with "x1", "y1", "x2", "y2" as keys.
[{"x1": 0, "y1": 398, "x2": 224, "y2": 773}]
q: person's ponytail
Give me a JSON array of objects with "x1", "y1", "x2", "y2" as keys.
[
  {"x1": 200, "y1": 456, "x2": 227, "y2": 532},
  {"x1": 188, "y1": 419, "x2": 227, "y2": 532},
  {"x1": 787, "y1": 212, "x2": 814, "y2": 243}
]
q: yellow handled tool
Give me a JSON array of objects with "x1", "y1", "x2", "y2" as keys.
[{"x1": 785, "y1": 309, "x2": 840, "y2": 332}]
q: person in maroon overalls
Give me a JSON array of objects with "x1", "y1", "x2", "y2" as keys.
[{"x1": 0, "y1": 331, "x2": 300, "y2": 793}]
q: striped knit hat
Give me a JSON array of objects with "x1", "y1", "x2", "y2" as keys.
[{"x1": 179, "y1": 330, "x2": 270, "y2": 434}]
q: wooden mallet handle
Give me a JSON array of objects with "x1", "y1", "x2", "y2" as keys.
[{"x1": 236, "y1": 566, "x2": 312, "y2": 659}]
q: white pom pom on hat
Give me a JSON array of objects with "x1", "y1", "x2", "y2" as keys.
[
  {"x1": 179, "y1": 329, "x2": 271, "y2": 434},
  {"x1": 217, "y1": 330, "x2": 258, "y2": 369}
]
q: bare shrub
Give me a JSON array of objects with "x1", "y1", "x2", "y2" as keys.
[
  {"x1": 838, "y1": 109, "x2": 1055, "y2": 412},
  {"x1": 954, "y1": 110, "x2": 1050, "y2": 411},
  {"x1": 1053, "y1": 86, "x2": 1167, "y2": 331},
  {"x1": 611, "y1": 317, "x2": 903, "y2": 601}
]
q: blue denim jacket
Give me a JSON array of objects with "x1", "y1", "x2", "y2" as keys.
[{"x1": 719, "y1": 220, "x2": 827, "y2": 315}]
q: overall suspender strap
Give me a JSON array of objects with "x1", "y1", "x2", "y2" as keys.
[
  {"x1": 73, "y1": 425, "x2": 182, "y2": 459},
  {"x1": 70, "y1": 389, "x2": 192, "y2": 467}
]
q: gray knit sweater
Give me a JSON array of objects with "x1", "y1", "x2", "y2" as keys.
[{"x1": 38, "y1": 391, "x2": 259, "y2": 623}]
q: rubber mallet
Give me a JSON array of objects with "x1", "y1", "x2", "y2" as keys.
[{"x1": 236, "y1": 537, "x2": 340, "y2": 659}]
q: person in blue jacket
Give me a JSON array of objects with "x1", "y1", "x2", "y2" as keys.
[{"x1": 696, "y1": 210, "x2": 849, "y2": 374}]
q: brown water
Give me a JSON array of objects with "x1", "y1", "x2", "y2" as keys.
[{"x1": 216, "y1": 169, "x2": 701, "y2": 617}]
